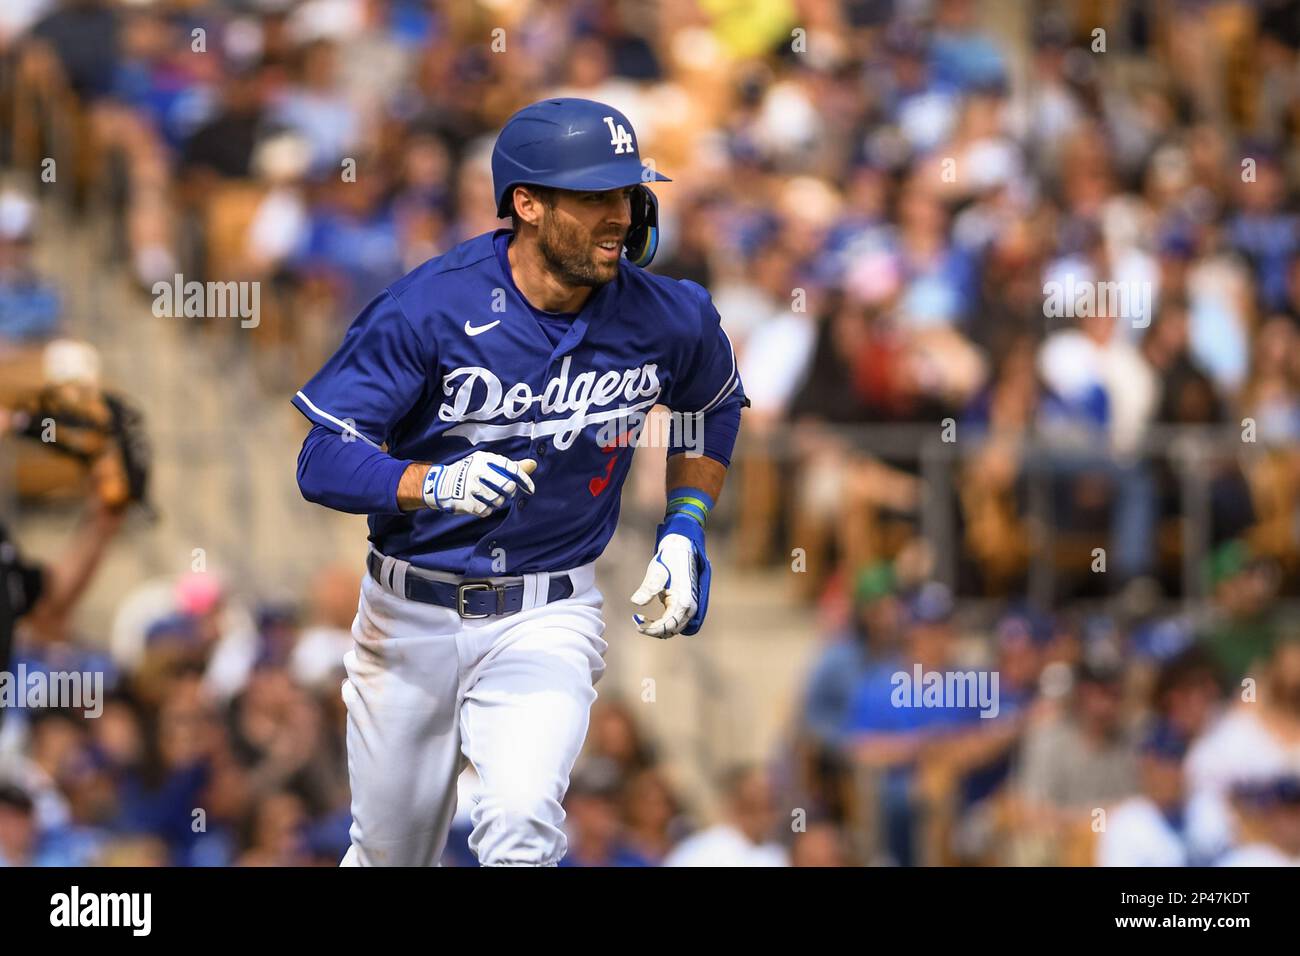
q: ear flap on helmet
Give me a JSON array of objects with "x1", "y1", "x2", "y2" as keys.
[{"x1": 624, "y1": 185, "x2": 659, "y2": 267}]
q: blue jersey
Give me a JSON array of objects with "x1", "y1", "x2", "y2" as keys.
[{"x1": 292, "y1": 229, "x2": 745, "y2": 576}]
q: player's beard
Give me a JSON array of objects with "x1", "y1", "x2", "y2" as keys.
[{"x1": 538, "y1": 211, "x2": 622, "y2": 288}]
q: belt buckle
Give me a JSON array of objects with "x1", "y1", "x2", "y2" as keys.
[{"x1": 456, "y1": 582, "x2": 495, "y2": 619}]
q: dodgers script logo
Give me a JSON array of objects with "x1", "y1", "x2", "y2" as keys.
[{"x1": 438, "y1": 356, "x2": 661, "y2": 450}]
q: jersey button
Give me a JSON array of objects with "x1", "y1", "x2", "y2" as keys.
[
  {"x1": 536, "y1": 444, "x2": 547, "y2": 457},
  {"x1": 517, "y1": 498, "x2": 528, "y2": 511}
]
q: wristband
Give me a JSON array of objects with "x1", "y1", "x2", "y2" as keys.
[
  {"x1": 665, "y1": 487, "x2": 713, "y2": 529},
  {"x1": 659, "y1": 486, "x2": 713, "y2": 553}
]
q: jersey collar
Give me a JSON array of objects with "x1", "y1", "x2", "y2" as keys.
[{"x1": 492, "y1": 229, "x2": 621, "y2": 360}]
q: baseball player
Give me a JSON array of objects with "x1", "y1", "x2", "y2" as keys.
[{"x1": 293, "y1": 98, "x2": 747, "y2": 866}]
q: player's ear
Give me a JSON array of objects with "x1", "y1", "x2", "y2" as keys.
[{"x1": 513, "y1": 186, "x2": 546, "y2": 229}]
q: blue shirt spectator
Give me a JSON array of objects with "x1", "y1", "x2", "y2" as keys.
[{"x1": 0, "y1": 274, "x2": 61, "y2": 342}]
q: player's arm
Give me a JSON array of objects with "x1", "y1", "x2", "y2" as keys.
[
  {"x1": 297, "y1": 423, "x2": 412, "y2": 514},
  {"x1": 298, "y1": 424, "x2": 535, "y2": 517},
  {"x1": 665, "y1": 453, "x2": 726, "y2": 503},
  {"x1": 292, "y1": 290, "x2": 535, "y2": 518},
  {"x1": 628, "y1": 411, "x2": 739, "y2": 638},
  {"x1": 630, "y1": 284, "x2": 746, "y2": 638},
  {"x1": 394, "y1": 456, "x2": 536, "y2": 514},
  {"x1": 395, "y1": 462, "x2": 432, "y2": 511}
]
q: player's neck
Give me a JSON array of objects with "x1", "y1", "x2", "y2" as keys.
[{"x1": 507, "y1": 234, "x2": 594, "y2": 314}]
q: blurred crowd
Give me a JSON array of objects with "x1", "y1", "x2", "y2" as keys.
[
  {"x1": 4, "y1": 544, "x2": 1297, "y2": 867},
  {"x1": 0, "y1": 564, "x2": 819, "y2": 866},
  {"x1": 794, "y1": 555, "x2": 1300, "y2": 866},
  {"x1": 2, "y1": 0, "x2": 1298, "y2": 595},
  {"x1": 1, "y1": 0, "x2": 1300, "y2": 865}
]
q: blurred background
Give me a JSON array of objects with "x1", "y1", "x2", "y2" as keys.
[{"x1": 1, "y1": 0, "x2": 1299, "y2": 867}]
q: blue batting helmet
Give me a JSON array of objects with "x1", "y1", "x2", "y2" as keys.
[{"x1": 492, "y1": 98, "x2": 670, "y2": 266}]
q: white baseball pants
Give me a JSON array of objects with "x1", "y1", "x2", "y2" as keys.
[{"x1": 338, "y1": 559, "x2": 607, "y2": 867}]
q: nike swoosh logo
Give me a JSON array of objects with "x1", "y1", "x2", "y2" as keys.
[{"x1": 464, "y1": 320, "x2": 501, "y2": 336}]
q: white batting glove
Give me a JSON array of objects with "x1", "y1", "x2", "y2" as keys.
[
  {"x1": 423, "y1": 452, "x2": 536, "y2": 517},
  {"x1": 630, "y1": 534, "x2": 699, "y2": 638}
]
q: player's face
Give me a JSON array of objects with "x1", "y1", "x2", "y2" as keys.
[{"x1": 537, "y1": 187, "x2": 635, "y2": 287}]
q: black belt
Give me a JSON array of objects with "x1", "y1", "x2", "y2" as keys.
[{"x1": 367, "y1": 551, "x2": 574, "y2": 619}]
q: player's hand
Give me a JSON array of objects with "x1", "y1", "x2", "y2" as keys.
[
  {"x1": 630, "y1": 533, "x2": 699, "y2": 638},
  {"x1": 422, "y1": 452, "x2": 536, "y2": 517}
]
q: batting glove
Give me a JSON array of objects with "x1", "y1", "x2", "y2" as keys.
[
  {"x1": 422, "y1": 452, "x2": 536, "y2": 517},
  {"x1": 630, "y1": 514, "x2": 712, "y2": 638}
]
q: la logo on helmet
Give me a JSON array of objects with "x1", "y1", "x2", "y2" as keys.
[{"x1": 603, "y1": 116, "x2": 634, "y2": 155}]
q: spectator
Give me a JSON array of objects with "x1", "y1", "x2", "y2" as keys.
[
  {"x1": 791, "y1": 820, "x2": 850, "y2": 866},
  {"x1": 1217, "y1": 777, "x2": 1300, "y2": 866},
  {"x1": 0, "y1": 190, "x2": 60, "y2": 343},
  {"x1": 1096, "y1": 722, "x2": 1192, "y2": 866},
  {"x1": 620, "y1": 766, "x2": 685, "y2": 866},
  {"x1": 1186, "y1": 635, "x2": 1300, "y2": 862},
  {"x1": 0, "y1": 783, "x2": 38, "y2": 866},
  {"x1": 269, "y1": 39, "x2": 361, "y2": 177},
  {"x1": 1010, "y1": 657, "x2": 1139, "y2": 864},
  {"x1": 804, "y1": 563, "x2": 902, "y2": 746},
  {"x1": 1197, "y1": 542, "x2": 1282, "y2": 685},
  {"x1": 1036, "y1": 305, "x2": 1159, "y2": 582},
  {"x1": 841, "y1": 583, "x2": 991, "y2": 865},
  {"x1": 584, "y1": 699, "x2": 656, "y2": 777},
  {"x1": 559, "y1": 762, "x2": 650, "y2": 867},
  {"x1": 237, "y1": 790, "x2": 310, "y2": 867},
  {"x1": 663, "y1": 766, "x2": 788, "y2": 867},
  {"x1": 179, "y1": 64, "x2": 268, "y2": 182},
  {"x1": 289, "y1": 565, "x2": 357, "y2": 694}
]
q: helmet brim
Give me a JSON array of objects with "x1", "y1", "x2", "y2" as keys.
[{"x1": 497, "y1": 166, "x2": 671, "y2": 218}]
